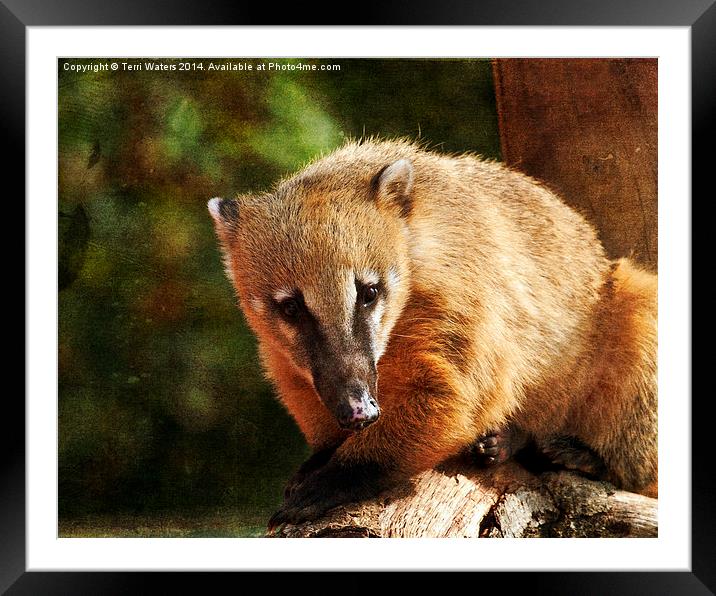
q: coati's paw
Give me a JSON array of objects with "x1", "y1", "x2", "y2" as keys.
[
  {"x1": 267, "y1": 458, "x2": 390, "y2": 533},
  {"x1": 268, "y1": 491, "x2": 334, "y2": 531},
  {"x1": 537, "y1": 436, "x2": 607, "y2": 479},
  {"x1": 284, "y1": 445, "x2": 339, "y2": 499},
  {"x1": 472, "y1": 433, "x2": 504, "y2": 466},
  {"x1": 471, "y1": 426, "x2": 529, "y2": 468}
]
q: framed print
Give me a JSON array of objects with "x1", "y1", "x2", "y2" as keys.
[{"x1": 10, "y1": 1, "x2": 708, "y2": 593}]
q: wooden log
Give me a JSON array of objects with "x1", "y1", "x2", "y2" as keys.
[{"x1": 269, "y1": 458, "x2": 657, "y2": 538}]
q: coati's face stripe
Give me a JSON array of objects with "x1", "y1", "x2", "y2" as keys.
[
  {"x1": 303, "y1": 269, "x2": 357, "y2": 339},
  {"x1": 270, "y1": 272, "x2": 384, "y2": 368},
  {"x1": 371, "y1": 302, "x2": 387, "y2": 359},
  {"x1": 263, "y1": 265, "x2": 401, "y2": 380},
  {"x1": 263, "y1": 269, "x2": 392, "y2": 430}
]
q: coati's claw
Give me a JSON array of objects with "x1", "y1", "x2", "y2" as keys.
[
  {"x1": 268, "y1": 501, "x2": 325, "y2": 529},
  {"x1": 269, "y1": 481, "x2": 339, "y2": 529},
  {"x1": 265, "y1": 520, "x2": 286, "y2": 536}
]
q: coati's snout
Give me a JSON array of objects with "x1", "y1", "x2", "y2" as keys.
[{"x1": 312, "y1": 361, "x2": 380, "y2": 431}]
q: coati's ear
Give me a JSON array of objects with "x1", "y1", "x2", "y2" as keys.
[
  {"x1": 372, "y1": 159, "x2": 414, "y2": 217},
  {"x1": 207, "y1": 197, "x2": 239, "y2": 232}
]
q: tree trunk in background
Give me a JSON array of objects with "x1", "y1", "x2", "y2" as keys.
[{"x1": 493, "y1": 58, "x2": 658, "y2": 271}]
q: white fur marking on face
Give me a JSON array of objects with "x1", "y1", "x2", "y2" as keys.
[
  {"x1": 356, "y1": 270, "x2": 380, "y2": 287},
  {"x1": 344, "y1": 269, "x2": 357, "y2": 305},
  {"x1": 249, "y1": 297, "x2": 264, "y2": 314},
  {"x1": 371, "y1": 302, "x2": 386, "y2": 361},
  {"x1": 346, "y1": 271, "x2": 358, "y2": 301},
  {"x1": 340, "y1": 269, "x2": 357, "y2": 336},
  {"x1": 387, "y1": 268, "x2": 400, "y2": 293},
  {"x1": 273, "y1": 288, "x2": 294, "y2": 303}
]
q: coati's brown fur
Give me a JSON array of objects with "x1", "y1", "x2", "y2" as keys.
[{"x1": 209, "y1": 139, "x2": 657, "y2": 524}]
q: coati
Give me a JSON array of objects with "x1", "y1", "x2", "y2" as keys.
[{"x1": 208, "y1": 139, "x2": 658, "y2": 527}]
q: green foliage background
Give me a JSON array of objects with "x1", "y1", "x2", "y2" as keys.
[{"x1": 58, "y1": 58, "x2": 501, "y2": 536}]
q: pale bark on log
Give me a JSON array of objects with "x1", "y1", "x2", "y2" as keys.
[{"x1": 270, "y1": 459, "x2": 657, "y2": 538}]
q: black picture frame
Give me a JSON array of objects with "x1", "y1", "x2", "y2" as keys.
[{"x1": 9, "y1": 1, "x2": 708, "y2": 593}]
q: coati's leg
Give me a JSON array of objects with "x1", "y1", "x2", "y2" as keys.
[
  {"x1": 268, "y1": 455, "x2": 395, "y2": 530},
  {"x1": 260, "y1": 365, "x2": 352, "y2": 500},
  {"x1": 471, "y1": 425, "x2": 530, "y2": 467},
  {"x1": 572, "y1": 258, "x2": 658, "y2": 496},
  {"x1": 471, "y1": 426, "x2": 609, "y2": 481},
  {"x1": 284, "y1": 443, "x2": 341, "y2": 499},
  {"x1": 268, "y1": 386, "x2": 482, "y2": 529},
  {"x1": 535, "y1": 435, "x2": 608, "y2": 479}
]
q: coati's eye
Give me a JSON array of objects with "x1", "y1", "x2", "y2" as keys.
[
  {"x1": 280, "y1": 298, "x2": 300, "y2": 319},
  {"x1": 361, "y1": 284, "x2": 380, "y2": 307}
]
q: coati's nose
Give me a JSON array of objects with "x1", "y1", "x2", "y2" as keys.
[{"x1": 336, "y1": 383, "x2": 380, "y2": 431}]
